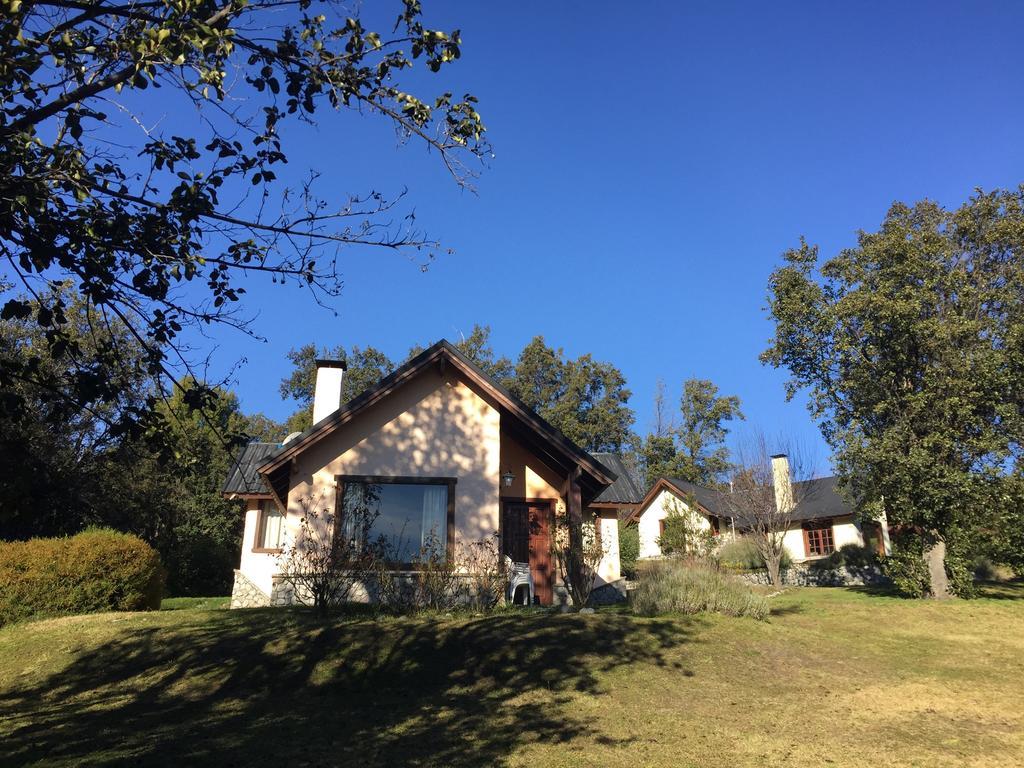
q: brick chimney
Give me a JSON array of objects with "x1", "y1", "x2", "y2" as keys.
[{"x1": 312, "y1": 359, "x2": 347, "y2": 425}]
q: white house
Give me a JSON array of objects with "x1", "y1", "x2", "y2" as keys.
[
  {"x1": 626, "y1": 455, "x2": 892, "y2": 564},
  {"x1": 222, "y1": 340, "x2": 637, "y2": 608}
]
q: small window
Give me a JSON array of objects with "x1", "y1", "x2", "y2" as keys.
[
  {"x1": 255, "y1": 501, "x2": 284, "y2": 552},
  {"x1": 804, "y1": 520, "x2": 835, "y2": 557}
]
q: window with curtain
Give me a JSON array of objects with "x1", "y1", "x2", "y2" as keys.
[
  {"x1": 256, "y1": 501, "x2": 284, "y2": 551},
  {"x1": 338, "y1": 479, "x2": 451, "y2": 563}
]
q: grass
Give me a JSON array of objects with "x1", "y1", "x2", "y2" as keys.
[
  {"x1": 1, "y1": 584, "x2": 1023, "y2": 767},
  {"x1": 160, "y1": 596, "x2": 230, "y2": 611}
]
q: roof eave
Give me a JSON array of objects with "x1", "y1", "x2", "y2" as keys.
[{"x1": 256, "y1": 340, "x2": 615, "y2": 490}]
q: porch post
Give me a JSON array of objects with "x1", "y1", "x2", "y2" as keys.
[{"x1": 566, "y1": 465, "x2": 584, "y2": 604}]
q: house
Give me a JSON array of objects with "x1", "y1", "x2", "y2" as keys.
[
  {"x1": 222, "y1": 340, "x2": 631, "y2": 608},
  {"x1": 625, "y1": 455, "x2": 892, "y2": 564}
]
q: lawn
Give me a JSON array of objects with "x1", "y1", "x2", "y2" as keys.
[{"x1": 1, "y1": 584, "x2": 1022, "y2": 768}]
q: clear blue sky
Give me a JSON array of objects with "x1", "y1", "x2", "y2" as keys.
[{"x1": 188, "y1": 2, "x2": 1024, "y2": 467}]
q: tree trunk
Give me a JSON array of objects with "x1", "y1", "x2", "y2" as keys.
[
  {"x1": 766, "y1": 554, "x2": 782, "y2": 587},
  {"x1": 923, "y1": 530, "x2": 951, "y2": 599}
]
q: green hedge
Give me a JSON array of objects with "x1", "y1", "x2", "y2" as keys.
[{"x1": 0, "y1": 528, "x2": 164, "y2": 626}]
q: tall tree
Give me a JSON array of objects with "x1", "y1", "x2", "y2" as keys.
[
  {"x1": 408, "y1": 324, "x2": 513, "y2": 381},
  {"x1": 280, "y1": 343, "x2": 396, "y2": 433},
  {"x1": 677, "y1": 379, "x2": 744, "y2": 485},
  {"x1": 763, "y1": 189, "x2": 1024, "y2": 598},
  {"x1": 507, "y1": 337, "x2": 634, "y2": 453},
  {"x1": 0, "y1": 285, "x2": 153, "y2": 538},
  {"x1": 637, "y1": 378, "x2": 743, "y2": 487},
  {"x1": 103, "y1": 379, "x2": 264, "y2": 595},
  {"x1": 0, "y1": 287, "x2": 275, "y2": 593},
  {"x1": 0, "y1": 0, "x2": 487, "y2": 438}
]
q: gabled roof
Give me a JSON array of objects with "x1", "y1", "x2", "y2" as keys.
[
  {"x1": 590, "y1": 453, "x2": 644, "y2": 506},
  {"x1": 625, "y1": 476, "x2": 726, "y2": 524},
  {"x1": 790, "y1": 476, "x2": 852, "y2": 522},
  {"x1": 626, "y1": 474, "x2": 854, "y2": 527},
  {"x1": 222, "y1": 441, "x2": 278, "y2": 496},
  {"x1": 254, "y1": 340, "x2": 616, "y2": 499}
]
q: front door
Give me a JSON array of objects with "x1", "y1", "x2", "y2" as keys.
[{"x1": 502, "y1": 501, "x2": 554, "y2": 605}]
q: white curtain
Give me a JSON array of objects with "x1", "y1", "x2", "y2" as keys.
[
  {"x1": 262, "y1": 504, "x2": 283, "y2": 548},
  {"x1": 420, "y1": 486, "x2": 448, "y2": 556}
]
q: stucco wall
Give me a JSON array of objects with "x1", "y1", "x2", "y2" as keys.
[
  {"x1": 782, "y1": 515, "x2": 865, "y2": 563},
  {"x1": 238, "y1": 498, "x2": 278, "y2": 595},
  {"x1": 288, "y1": 367, "x2": 502, "y2": 543},
  {"x1": 237, "y1": 367, "x2": 503, "y2": 592},
  {"x1": 498, "y1": 431, "x2": 564, "y2": 502},
  {"x1": 594, "y1": 511, "x2": 621, "y2": 585},
  {"x1": 636, "y1": 488, "x2": 714, "y2": 559}
]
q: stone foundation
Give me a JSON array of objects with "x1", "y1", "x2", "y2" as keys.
[
  {"x1": 230, "y1": 570, "x2": 271, "y2": 608},
  {"x1": 590, "y1": 579, "x2": 628, "y2": 605},
  {"x1": 738, "y1": 563, "x2": 889, "y2": 587}
]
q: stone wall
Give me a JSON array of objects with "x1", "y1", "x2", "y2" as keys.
[
  {"x1": 738, "y1": 563, "x2": 889, "y2": 587},
  {"x1": 230, "y1": 570, "x2": 271, "y2": 608},
  {"x1": 590, "y1": 579, "x2": 628, "y2": 605}
]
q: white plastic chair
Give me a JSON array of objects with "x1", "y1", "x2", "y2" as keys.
[{"x1": 505, "y1": 556, "x2": 534, "y2": 605}]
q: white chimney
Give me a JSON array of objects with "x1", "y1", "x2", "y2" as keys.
[
  {"x1": 770, "y1": 453, "x2": 793, "y2": 514},
  {"x1": 312, "y1": 358, "x2": 346, "y2": 425}
]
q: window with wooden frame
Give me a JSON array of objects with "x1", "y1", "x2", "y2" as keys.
[
  {"x1": 658, "y1": 518, "x2": 666, "y2": 538},
  {"x1": 335, "y1": 475, "x2": 456, "y2": 565},
  {"x1": 254, "y1": 500, "x2": 285, "y2": 553},
  {"x1": 803, "y1": 519, "x2": 835, "y2": 557}
]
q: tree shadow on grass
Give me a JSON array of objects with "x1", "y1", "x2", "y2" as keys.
[
  {"x1": 841, "y1": 584, "x2": 901, "y2": 598},
  {"x1": 768, "y1": 603, "x2": 805, "y2": 617},
  {"x1": 0, "y1": 610, "x2": 698, "y2": 768},
  {"x1": 977, "y1": 579, "x2": 1024, "y2": 600}
]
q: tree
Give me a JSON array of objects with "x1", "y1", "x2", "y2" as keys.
[
  {"x1": 718, "y1": 433, "x2": 812, "y2": 587},
  {"x1": 0, "y1": 285, "x2": 154, "y2": 539},
  {"x1": 0, "y1": 286, "x2": 275, "y2": 593},
  {"x1": 507, "y1": 336, "x2": 634, "y2": 452},
  {"x1": 763, "y1": 189, "x2": 1024, "y2": 597},
  {"x1": 280, "y1": 343, "x2": 396, "y2": 432},
  {"x1": 409, "y1": 324, "x2": 513, "y2": 381},
  {"x1": 637, "y1": 378, "x2": 743, "y2": 487},
  {"x1": 1, "y1": 0, "x2": 487, "y2": 439},
  {"x1": 145, "y1": 379, "x2": 281, "y2": 594}
]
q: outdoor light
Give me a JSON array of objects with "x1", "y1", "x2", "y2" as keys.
[{"x1": 501, "y1": 470, "x2": 515, "y2": 488}]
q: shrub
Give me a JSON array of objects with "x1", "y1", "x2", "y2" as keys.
[
  {"x1": 718, "y1": 536, "x2": 792, "y2": 573},
  {"x1": 0, "y1": 528, "x2": 164, "y2": 626},
  {"x1": 837, "y1": 542, "x2": 878, "y2": 568},
  {"x1": 631, "y1": 560, "x2": 769, "y2": 620},
  {"x1": 457, "y1": 533, "x2": 507, "y2": 611},
  {"x1": 619, "y1": 524, "x2": 639, "y2": 579},
  {"x1": 881, "y1": 539, "x2": 931, "y2": 598},
  {"x1": 657, "y1": 496, "x2": 716, "y2": 558}
]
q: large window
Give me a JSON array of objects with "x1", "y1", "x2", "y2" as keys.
[
  {"x1": 337, "y1": 477, "x2": 454, "y2": 563},
  {"x1": 254, "y1": 501, "x2": 284, "y2": 552},
  {"x1": 803, "y1": 519, "x2": 835, "y2": 557}
]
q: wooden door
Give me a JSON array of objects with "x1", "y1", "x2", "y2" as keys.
[{"x1": 502, "y1": 501, "x2": 554, "y2": 606}]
